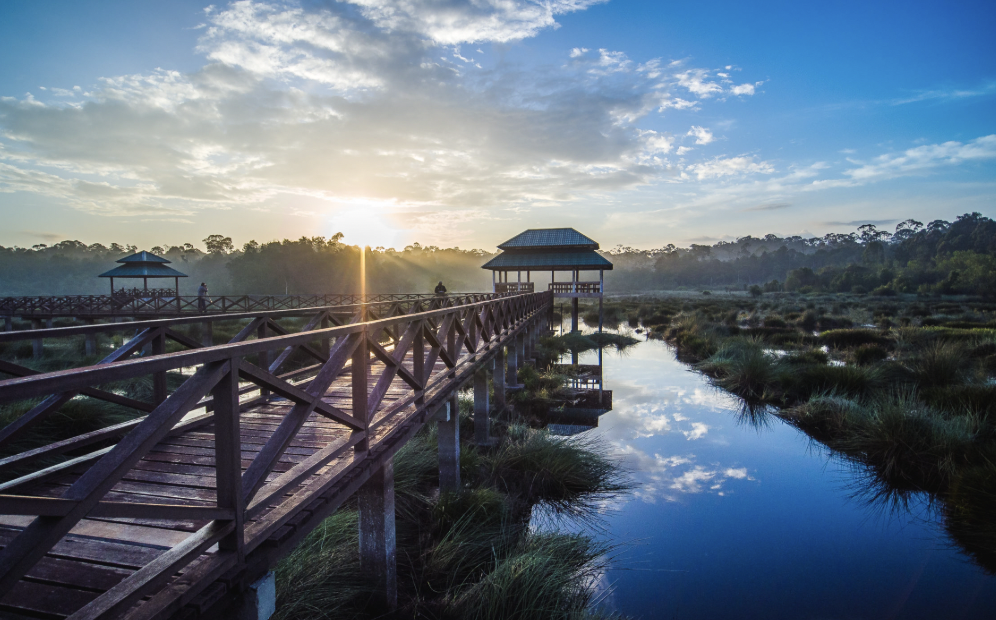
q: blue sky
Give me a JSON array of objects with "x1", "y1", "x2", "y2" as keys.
[{"x1": 1, "y1": 0, "x2": 993, "y2": 251}]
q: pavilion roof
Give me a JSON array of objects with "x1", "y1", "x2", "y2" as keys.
[
  {"x1": 116, "y1": 251, "x2": 171, "y2": 264},
  {"x1": 99, "y1": 251, "x2": 187, "y2": 278},
  {"x1": 481, "y1": 250, "x2": 613, "y2": 271},
  {"x1": 497, "y1": 228, "x2": 598, "y2": 251},
  {"x1": 99, "y1": 264, "x2": 188, "y2": 278}
]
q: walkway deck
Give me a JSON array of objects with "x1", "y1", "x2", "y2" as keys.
[{"x1": 0, "y1": 292, "x2": 550, "y2": 619}]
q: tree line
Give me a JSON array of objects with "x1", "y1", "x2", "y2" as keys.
[{"x1": 0, "y1": 212, "x2": 992, "y2": 297}]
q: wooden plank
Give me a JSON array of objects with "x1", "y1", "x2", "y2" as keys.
[
  {"x1": 0, "y1": 362, "x2": 229, "y2": 594},
  {"x1": 0, "y1": 579, "x2": 100, "y2": 617},
  {"x1": 67, "y1": 521, "x2": 235, "y2": 620}
]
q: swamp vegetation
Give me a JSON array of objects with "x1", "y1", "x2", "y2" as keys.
[
  {"x1": 588, "y1": 292, "x2": 996, "y2": 573},
  {"x1": 273, "y1": 400, "x2": 631, "y2": 620}
]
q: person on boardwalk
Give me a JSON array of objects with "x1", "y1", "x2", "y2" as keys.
[
  {"x1": 434, "y1": 281, "x2": 447, "y2": 296},
  {"x1": 197, "y1": 282, "x2": 209, "y2": 312}
]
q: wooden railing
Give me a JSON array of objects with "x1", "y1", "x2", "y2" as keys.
[
  {"x1": 0, "y1": 291, "x2": 551, "y2": 618},
  {"x1": 548, "y1": 282, "x2": 601, "y2": 294},
  {"x1": 0, "y1": 293, "x2": 492, "y2": 318},
  {"x1": 495, "y1": 282, "x2": 534, "y2": 294}
]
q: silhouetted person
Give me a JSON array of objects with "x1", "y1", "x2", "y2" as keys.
[
  {"x1": 197, "y1": 282, "x2": 208, "y2": 312},
  {"x1": 434, "y1": 281, "x2": 447, "y2": 296}
]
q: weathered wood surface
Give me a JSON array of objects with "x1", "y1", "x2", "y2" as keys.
[
  {"x1": 0, "y1": 292, "x2": 550, "y2": 619},
  {"x1": 0, "y1": 293, "x2": 489, "y2": 320}
]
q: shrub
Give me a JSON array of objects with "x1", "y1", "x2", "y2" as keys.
[
  {"x1": 819, "y1": 329, "x2": 889, "y2": 348},
  {"x1": 698, "y1": 338, "x2": 776, "y2": 401},
  {"x1": 905, "y1": 341, "x2": 974, "y2": 388},
  {"x1": 854, "y1": 343, "x2": 889, "y2": 365}
]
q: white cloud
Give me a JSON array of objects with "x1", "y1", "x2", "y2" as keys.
[
  {"x1": 843, "y1": 134, "x2": 996, "y2": 182},
  {"x1": 686, "y1": 155, "x2": 774, "y2": 180},
  {"x1": 681, "y1": 422, "x2": 710, "y2": 440},
  {"x1": 346, "y1": 0, "x2": 606, "y2": 45},
  {"x1": 730, "y1": 83, "x2": 755, "y2": 96},
  {"x1": 687, "y1": 125, "x2": 714, "y2": 145},
  {"x1": 0, "y1": 0, "x2": 768, "y2": 227},
  {"x1": 675, "y1": 68, "x2": 723, "y2": 98},
  {"x1": 569, "y1": 46, "x2": 588, "y2": 58}
]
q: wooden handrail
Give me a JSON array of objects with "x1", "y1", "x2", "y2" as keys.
[{"x1": 0, "y1": 291, "x2": 553, "y2": 618}]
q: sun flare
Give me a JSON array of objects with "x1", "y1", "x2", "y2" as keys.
[{"x1": 329, "y1": 208, "x2": 404, "y2": 249}]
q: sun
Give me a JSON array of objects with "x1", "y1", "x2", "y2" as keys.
[{"x1": 329, "y1": 208, "x2": 403, "y2": 249}]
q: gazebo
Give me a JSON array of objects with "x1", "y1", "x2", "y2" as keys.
[
  {"x1": 99, "y1": 251, "x2": 187, "y2": 297},
  {"x1": 482, "y1": 228, "x2": 612, "y2": 332}
]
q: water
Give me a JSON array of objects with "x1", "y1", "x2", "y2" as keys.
[{"x1": 559, "y1": 335, "x2": 995, "y2": 619}]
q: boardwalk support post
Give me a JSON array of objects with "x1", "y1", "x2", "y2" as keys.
[
  {"x1": 493, "y1": 345, "x2": 506, "y2": 409},
  {"x1": 571, "y1": 297, "x2": 579, "y2": 332},
  {"x1": 31, "y1": 319, "x2": 42, "y2": 358},
  {"x1": 202, "y1": 320, "x2": 213, "y2": 347},
  {"x1": 3, "y1": 316, "x2": 11, "y2": 332},
  {"x1": 474, "y1": 368, "x2": 490, "y2": 445},
  {"x1": 237, "y1": 571, "x2": 276, "y2": 620},
  {"x1": 506, "y1": 340, "x2": 520, "y2": 389},
  {"x1": 438, "y1": 396, "x2": 460, "y2": 492},
  {"x1": 358, "y1": 458, "x2": 397, "y2": 611},
  {"x1": 84, "y1": 320, "x2": 97, "y2": 357}
]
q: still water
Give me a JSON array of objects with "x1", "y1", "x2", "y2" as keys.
[{"x1": 559, "y1": 334, "x2": 995, "y2": 619}]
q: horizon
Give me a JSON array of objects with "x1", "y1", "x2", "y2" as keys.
[{"x1": 1, "y1": 1, "x2": 994, "y2": 251}]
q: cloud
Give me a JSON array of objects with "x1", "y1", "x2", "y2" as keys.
[
  {"x1": 346, "y1": 0, "x2": 606, "y2": 45},
  {"x1": 890, "y1": 81, "x2": 996, "y2": 106},
  {"x1": 0, "y1": 0, "x2": 764, "y2": 224},
  {"x1": 685, "y1": 155, "x2": 774, "y2": 180},
  {"x1": 842, "y1": 134, "x2": 996, "y2": 182},
  {"x1": 743, "y1": 202, "x2": 791, "y2": 211},
  {"x1": 675, "y1": 69, "x2": 723, "y2": 98},
  {"x1": 821, "y1": 219, "x2": 897, "y2": 227},
  {"x1": 569, "y1": 47, "x2": 588, "y2": 58},
  {"x1": 19, "y1": 231, "x2": 64, "y2": 242},
  {"x1": 681, "y1": 422, "x2": 710, "y2": 440},
  {"x1": 687, "y1": 125, "x2": 713, "y2": 145}
]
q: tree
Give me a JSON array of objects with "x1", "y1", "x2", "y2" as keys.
[{"x1": 203, "y1": 235, "x2": 234, "y2": 254}]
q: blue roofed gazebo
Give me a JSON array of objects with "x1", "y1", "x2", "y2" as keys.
[
  {"x1": 482, "y1": 228, "x2": 612, "y2": 331},
  {"x1": 99, "y1": 251, "x2": 187, "y2": 297}
]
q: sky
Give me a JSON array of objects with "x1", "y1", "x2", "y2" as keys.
[{"x1": 0, "y1": 0, "x2": 994, "y2": 252}]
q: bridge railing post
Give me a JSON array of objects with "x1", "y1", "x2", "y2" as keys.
[
  {"x1": 353, "y1": 325, "x2": 369, "y2": 456},
  {"x1": 320, "y1": 314, "x2": 330, "y2": 359},
  {"x1": 257, "y1": 322, "x2": 270, "y2": 401},
  {"x1": 152, "y1": 327, "x2": 168, "y2": 405},
  {"x1": 214, "y1": 359, "x2": 246, "y2": 563}
]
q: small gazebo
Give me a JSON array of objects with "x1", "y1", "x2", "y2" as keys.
[
  {"x1": 482, "y1": 228, "x2": 613, "y2": 332},
  {"x1": 99, "y1": 251, "x2": 187, "y2": 297}
]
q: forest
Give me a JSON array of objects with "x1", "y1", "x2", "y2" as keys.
[{"x1": 0, "y1": 212, "x2": 993, "y2": 297}]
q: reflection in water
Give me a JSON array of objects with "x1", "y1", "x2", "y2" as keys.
[{"x1": 528, "y1": 328, "x2": 995, "y2": 619}]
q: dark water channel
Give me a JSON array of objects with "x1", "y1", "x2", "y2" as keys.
[{"x1": 549, "y1": 331, "x2": 995, "y2": 619}]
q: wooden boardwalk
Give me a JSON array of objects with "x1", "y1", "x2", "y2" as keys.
[
  {"x1": 0, "y1": 292, "x2": 550, "y2": 619},
  {"x1": 0, "y1": 293, "x2": 450, "y2": 320}
]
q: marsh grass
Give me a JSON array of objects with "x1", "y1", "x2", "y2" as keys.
[
  {"x1": 272, "y1": 407, "x2": 629, "y2": 619},
  {"x1": 484, "y1": 425, "x2": 630, "y2": 518},
  {"x1": 696, "y1": 337, "x2": 775, "y2": 401}
]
